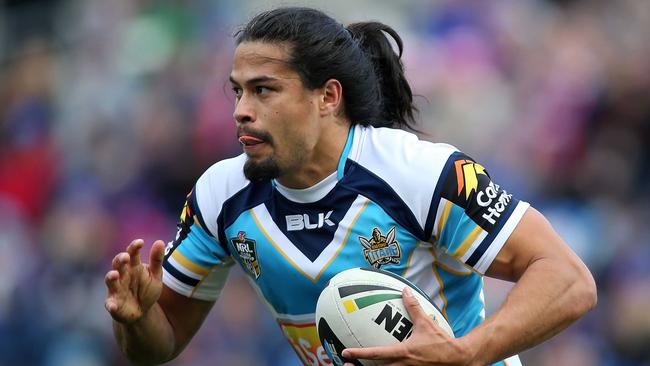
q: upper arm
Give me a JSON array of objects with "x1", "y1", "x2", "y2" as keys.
[
  {"x1": 486, "y1": 206, "x2": 592, "y2": 283},
  {"x1": 427, "y1": 151, "x2": 529, "y2": 274},
  {"x1": 163, "y1": 187, "x2": 233, "y2": 300},
  {"x1": 425, "y1": 151, "x2": 592, "y2": 286},
  {"x1": 159, "y1": 186, "x2": 234, "y2": 355}
]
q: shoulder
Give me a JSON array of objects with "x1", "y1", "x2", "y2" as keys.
[
  {"x1": 352, "y1": 125, "x2": 457, "y2": 170},
  {"x1": 193, "y1": 154, "x2": 251, "y2": 234},
  {"x1": 344, "y1": 125, "x2": 459, "y2": 232},
  {"x1": 195, "y1": 154, "x2": 248, "y2": 196},
  {"x1": 349, "y1": 125, "x2": 459, "y2": 187}
]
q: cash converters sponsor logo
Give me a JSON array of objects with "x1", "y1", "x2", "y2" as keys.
[
  {"x1": 476, "y1": 181, "x2": 512, "y2": 226},
  {"x1": 454, "y1": 159, "x2": 487, "y2": 200},
  {"x1": 323, "y1": 339, "x2": 343, "y2": 366},
  {"x1": 284, "y1": 321, "x2": 333, "y2": 366},
  {"x1": 230, "y1": 231, "x2": 261, "y2": 279},
  {"x1": 359, "y1": 227, "x2": 401, "y2": 269}
]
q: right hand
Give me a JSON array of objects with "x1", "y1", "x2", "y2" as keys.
[{"x1": 105, "y1": 239, "x2": 166, "y2": 324}]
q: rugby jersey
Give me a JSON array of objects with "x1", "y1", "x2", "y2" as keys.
[{"x1": 163, "y1": 124, "x2": 527, "y2": 366}]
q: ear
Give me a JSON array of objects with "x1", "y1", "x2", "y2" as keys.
[{"x1": 318, "y1": 79, "x2": 343, "y2": 117}]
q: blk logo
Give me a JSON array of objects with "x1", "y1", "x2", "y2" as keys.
[{"x1": 286, "y1": 211, "x2": 335, "y2": 231}]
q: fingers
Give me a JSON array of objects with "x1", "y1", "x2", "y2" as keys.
[
  {"x1": 342, "y1": 344, "x2": 404, "y2": 361},
  {"x1": 104, "y1": 239, "x2": 165, "y2": 322},
  {"x1": 126, "y1": 239, "x2": 144, "y2": 267},
  {"x1": 105, "y1": 270, "x2": 121, "y2": 293},
  {"x1": 149, "y1": 240, "x2": 166, "y2": 280},
  {"x1": 105, "y1": 297, "x2": 118, "y2": 314},
  {"x1": 104, "y1": 270, "x2": 124, "y2": 315},
  {"x1": 105, "y1": 252, "x2": 130, "y2": 316},
  {"x1": 342, "y1": 289, "x2": 448, "y2": 365},
  {"x1": 402, "y1": 287, "x2": 427, "y2": 323},
  {"x1": 112, "y1": 251, "x2": 132, "y2": 286},
  {"x1": 107, "y1": 239, "x2": 165, "y2": 290}
]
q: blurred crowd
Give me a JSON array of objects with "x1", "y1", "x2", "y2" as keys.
[{"x1": 0, "y1": 0, "x2": 648, "y2": 365}]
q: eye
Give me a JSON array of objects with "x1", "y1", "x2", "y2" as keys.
[
  {"x1": 232, "y1": 86, "x2": 243, "y2": 99},
  {"x1": 255, "y1": 86, "x2": 272, "y2": 95}
]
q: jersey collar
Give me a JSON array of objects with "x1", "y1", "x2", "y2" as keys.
[{"x1": 336, "y1": 126, "x2": 355, "y2": 180}]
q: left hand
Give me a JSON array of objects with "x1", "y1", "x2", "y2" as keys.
[{"x1": 341, "y1": 287, "x2": 476, "y2": 366}]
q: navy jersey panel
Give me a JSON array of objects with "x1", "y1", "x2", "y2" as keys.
[{"x1": 267, "y1": 186, "x2": 358, "y2": 262}]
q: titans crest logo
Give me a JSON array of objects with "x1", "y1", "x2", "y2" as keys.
[{"x1": 359, "y1": 227, "x2": 401, "y2": 269}]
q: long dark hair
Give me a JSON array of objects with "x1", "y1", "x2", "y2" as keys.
[{"x1": 235, "y1": 7, "x2": 417, "y2": 130}]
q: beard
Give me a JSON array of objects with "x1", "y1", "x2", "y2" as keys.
[{"x1": 243, "y1": 156, "x2": 282, "y2": 182}]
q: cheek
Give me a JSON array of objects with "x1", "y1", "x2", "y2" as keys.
[
  {"x1": 273, "y1": 126, "x2": 310, "y2": 164},
  {"x1": 268, "y1": 95, "x2": 319, "y2": 153}
]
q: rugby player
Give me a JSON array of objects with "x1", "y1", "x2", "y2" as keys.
[{"x1": 104, "y1": 7, "x2": 596, "y2": 366}]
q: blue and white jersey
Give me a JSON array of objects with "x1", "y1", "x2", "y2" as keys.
[{"x1": 163, "y1": 125, "x2": 527, "y2": 366}]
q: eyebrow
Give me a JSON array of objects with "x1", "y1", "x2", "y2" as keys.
[{"x1": 229, "y1": 75, "x2": 280, "y2": 86}]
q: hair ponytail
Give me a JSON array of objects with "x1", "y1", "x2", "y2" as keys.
[
  {"x1": 347, "y1": 22, "x2": 417, "y2": 130},
  {"x1": 237, "y1": 7, "x2": 418, "y2": 130}
]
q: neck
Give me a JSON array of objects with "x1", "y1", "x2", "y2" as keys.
[{"x1": 276, "y1": 121, "x2": 351, "y2": 189}]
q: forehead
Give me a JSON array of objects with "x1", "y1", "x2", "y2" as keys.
[{"x1": 231, "y1": 41, "x2": 298, "y2": 82}]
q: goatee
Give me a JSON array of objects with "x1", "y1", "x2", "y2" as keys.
[{"x1": 243, "y1": 157, "x2": 281, "y2": 182}]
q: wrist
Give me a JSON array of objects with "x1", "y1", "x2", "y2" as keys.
[{"x1": 456, "y1": 331, "x2": 486, "y2": 366}]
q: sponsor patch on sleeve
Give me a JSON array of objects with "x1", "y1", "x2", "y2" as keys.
[
  {"x1": 165, "y1": 189, "x2": 200, "y2": 259},
  {"x1": 439, "y1": 153, "x2": 517, "y2": 232}
]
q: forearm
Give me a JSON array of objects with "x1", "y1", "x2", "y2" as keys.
[
  {"x1": 462, "y1": 256, "x2": 596, "y2": 365},
  {"x1": 113, "y1": 302, "x2": 177, "y2": 365}
]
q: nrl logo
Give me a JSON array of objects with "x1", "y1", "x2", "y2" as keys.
[
  {"x1": 359, "y1": 227, "x2": 401, "y2": 269},
  {"x1": 231, "y1": 231, "x2": 261, "y2": 279}
]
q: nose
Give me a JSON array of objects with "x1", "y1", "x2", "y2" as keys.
[{"x1": 233, "y1": 94, "x2": 256, "y2": 124}]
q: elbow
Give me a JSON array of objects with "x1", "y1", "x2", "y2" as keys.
[
  {"x1": 570, "y1": 265, "x2": 598, "y2": 319},
  {"x1": 119, "y1": 337, "x2": 178, "y2": 366},
  {"x1": 583, "y1": 271, "x2": 598, "y2": 312},
  {"x1": 124, "y1": 351, "x2": 176, "y2": 366}
]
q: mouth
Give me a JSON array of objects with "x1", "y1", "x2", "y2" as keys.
[
  {"x1": 238, "y1": 135, "x2": 266, "y2": 147},
  {"x1": 238, "y1": 132, "x2": 271, "y2": 156}
]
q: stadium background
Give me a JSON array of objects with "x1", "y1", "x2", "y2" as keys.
[{"x1": 0, "y1": 0, "x2": 648, "y2": 365}]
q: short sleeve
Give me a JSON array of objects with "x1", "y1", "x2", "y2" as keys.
[
  {"x1": 162, "y1": 188, "x2": 233, "y2": 301},
  {"x1": 428, "y1": 152, "x2": 529, "y2": 273}
]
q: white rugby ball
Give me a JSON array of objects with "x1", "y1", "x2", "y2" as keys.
[{"x1": 316, "y1": 267, "x2": 454, "y2": 366}]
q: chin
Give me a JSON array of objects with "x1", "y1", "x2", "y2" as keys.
[{"x1": 243, "y1": 156, "x2": 281, "y2": 182}]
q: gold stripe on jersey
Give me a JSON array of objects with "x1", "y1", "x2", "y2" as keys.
[
  {"x1": 437, "y1": 200, "x2": 453, "y2": 239},
  {"x1": 453, "y1": 225, "x2": 485, "y2": 260},
  {"x1": 315, "y1": 199, "x2": 369, "y2": 282},
  {"x1": 250, "y1": 198, "x2": 369, "y2": 283},
  {"x1": 250, "y1": 209, "x2": 314, "y2": 281},
  {"x1": 435, "y1": 258, "x2": 474, "y2": 277},
  {"x1": 171, "y1": 250, "x2": 211, "y2": 277},
  {"x1": 436, "y1": 260, "x2": 476, "y2": 277},
  {"x1": 430, "y1": 248, "x2": 449, "y2": 320},
  {"x1": 432, "y1": 264, "x2": 450, "y2": 321},
  {"x1": 401, "y1": 241, "x2": 422, "y2": 278},
  {"x1": 190, "y1": 264, "x2": 221, "y2": 298}
]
